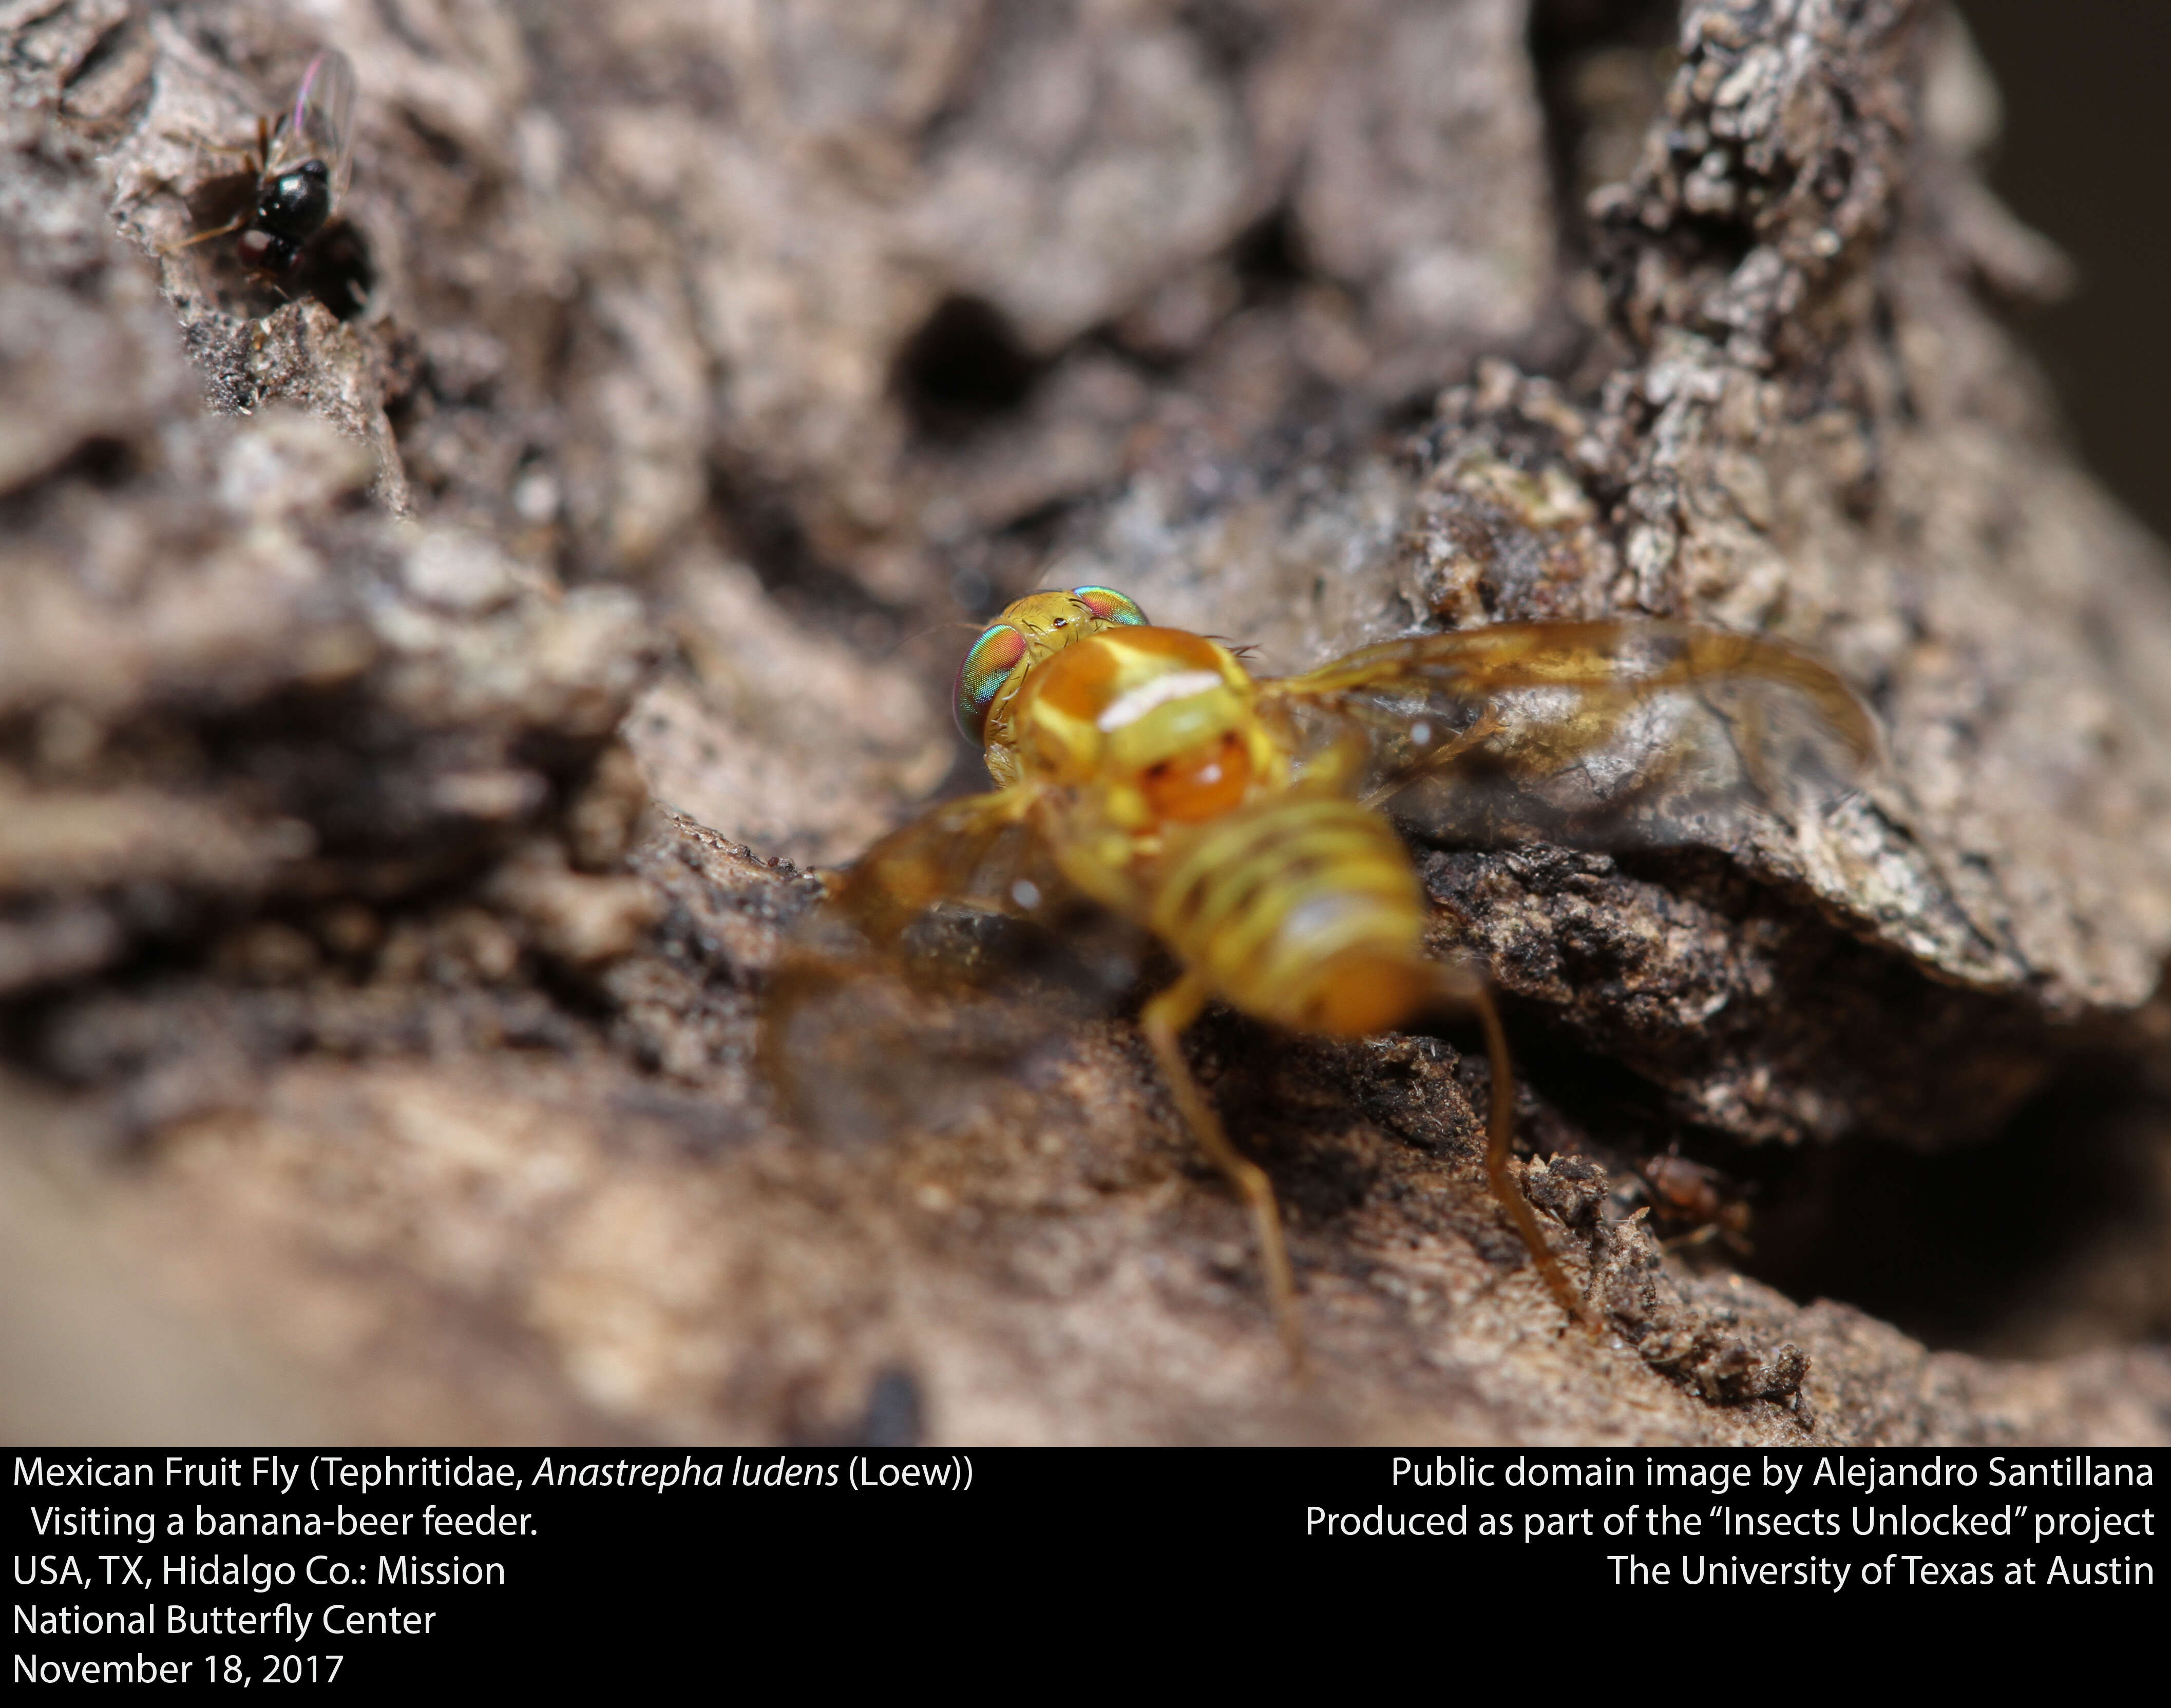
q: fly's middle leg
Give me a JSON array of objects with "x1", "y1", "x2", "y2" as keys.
[{"x1": 1139, "y1": 971, "x2": 1306, "y2": 1378}]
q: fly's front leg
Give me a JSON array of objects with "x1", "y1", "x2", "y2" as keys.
[
  {"x1": 1434, "y1": 957, "x2": 1598, "y2": 1332},
  {"x1": 1139, "y1": 971, "x2": 1305, "y2": 1376}
]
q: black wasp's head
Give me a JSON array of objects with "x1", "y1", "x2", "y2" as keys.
[{"x1": 254, "y1": 158, "x2": 332, "y2": 245}]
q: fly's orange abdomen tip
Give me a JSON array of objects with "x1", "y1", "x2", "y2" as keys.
[{"x1": 1295, "y1": 951, "x2": 1433, "y2": 1038}]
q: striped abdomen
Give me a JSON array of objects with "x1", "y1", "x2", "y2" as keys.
[{"x1": 1146, "y1": 796, "x2": 1434, "y2": 1037}]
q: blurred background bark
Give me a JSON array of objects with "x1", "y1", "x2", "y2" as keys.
[{"x1": 2, "y1": 0, "x2": 2166, "y2": 1444}]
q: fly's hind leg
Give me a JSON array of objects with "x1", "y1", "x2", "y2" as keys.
[
  {"x1": 1139, "y1": 972, "x2": 1305, "y2": 1376},
  {"x1": 1434, "y1": 959, "x2": 1599, "y2": 1333}
]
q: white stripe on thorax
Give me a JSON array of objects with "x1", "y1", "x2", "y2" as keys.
[{"x1": 1094, "y1": 670, "x2": 1225, "y2": 733}]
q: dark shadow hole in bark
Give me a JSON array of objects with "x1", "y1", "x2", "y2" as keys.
[
  {"x1": 776, "y1": 1364, "x2": 927, "y2": 1448},
  {"x1": 59, "y1": 14, "x2": 149, "y2": 121},
  {"x1": 50, "y1": 434, "x2": 139, "y2": 490},
  {"x1": 1963, "y1": 0, "x2": 2171, "y2": 543},
  {"x1": 707, "y1": 464, "x2": 903, "y2": 646},
  {"x1": 60, "y1": 16, "x2": 131, "y2": 91},
  {"x1": 1175, "y1": 0, "x2": 1278, "y2": 80},
  {"x1": 856, "y1": 1367, "x2": 925, "y2": 1447},
  {"x1": 401, "y1": 106, "x2": 467, "y2": 172},
  {"x1": 1502, "y1": 1021, "x2": 2165, "y2": 1357},
  {"x1": 1229, "y1": 203, "x2": 1307, "y2": 302},
  {"x1": 893, "y1": 294, "x2": 1040, "y2": 442},
  {"x1": 1732, "y1": 1055, "x2": 2168, "y2": 1356},
  {"x1": 183, "y1": 168, "x2": 259, "y2": 243},
  {"x1": 288, "y1": 218, "x2": 375, "y2": 323},
  {"x1": 1528, "y1": 0, "x2": 1678, "y2": 264}
]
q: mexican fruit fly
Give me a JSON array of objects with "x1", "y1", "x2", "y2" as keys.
[
  {"x1": 168, "y1": 49, "x2": 357, "y2": 276},
  {"x1": 815, "y1": 586, "x2": 1877, "y2": 1369}
]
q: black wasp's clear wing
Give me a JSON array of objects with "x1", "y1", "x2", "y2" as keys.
[
  {"x1": 267, "y1": 48, "x2": 357, "y2": 204},
  {"x1": 1261, "y1": 619, "x2": 1879, "y2": 848}
]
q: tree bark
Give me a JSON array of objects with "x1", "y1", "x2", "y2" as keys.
[{"x1": 2, "y1": 0, "x2": 2166, "y2": 1445}]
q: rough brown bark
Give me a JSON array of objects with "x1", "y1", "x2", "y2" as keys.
[{"x1": 2, "y1": 0, "x2": 2166, "y2": 1445}]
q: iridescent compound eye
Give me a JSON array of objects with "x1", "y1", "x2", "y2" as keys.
[
  {"x1": 955, "y1": 622, "x2": 1029, "y2": 744},
  {"x1": 1073, "y1": 586, "x2": 1148, "y2": 626}
]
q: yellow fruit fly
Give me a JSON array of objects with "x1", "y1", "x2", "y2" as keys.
[{"x1": 814, "y1": 585, "x2": 1877, "y2": 1370}]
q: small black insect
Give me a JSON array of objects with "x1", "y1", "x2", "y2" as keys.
[{"x1": 169, "y1": 50, "x2": 357, "y2": 278}]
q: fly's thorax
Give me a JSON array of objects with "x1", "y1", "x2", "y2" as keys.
[
  {"x1": 1147, "y1": 796, "x2": 1433, "y2": 1037},
  {"x1": 1013, "y1": 626, "x2": 1286, "y2": 816}
]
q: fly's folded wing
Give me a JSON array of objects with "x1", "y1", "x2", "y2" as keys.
[
  {"x1": 768, "y1": 791, "x2": 1146, "y2": 1148},
  {"x1": 1261, "y1": 621, "x2": 1879, "y2": 848},
  {"x1": 822, "y1": 791, "x2": 1068, "y2": 948}
]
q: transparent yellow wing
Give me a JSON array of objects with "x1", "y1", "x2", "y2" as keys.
[
  {"x1": 1259, "y1": 620, "x2": 1878, "y2": 846},
  {"x1": 768, "y1": 789, "x2": 1138, "y2": 1147},
  {"x1": 820, "y1": 789, "x2": 1071, "y2": 948}
]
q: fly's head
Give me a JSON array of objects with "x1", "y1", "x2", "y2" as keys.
[{"x1": 955, "y1": 586, "x2": 1147, "y2": 785}]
